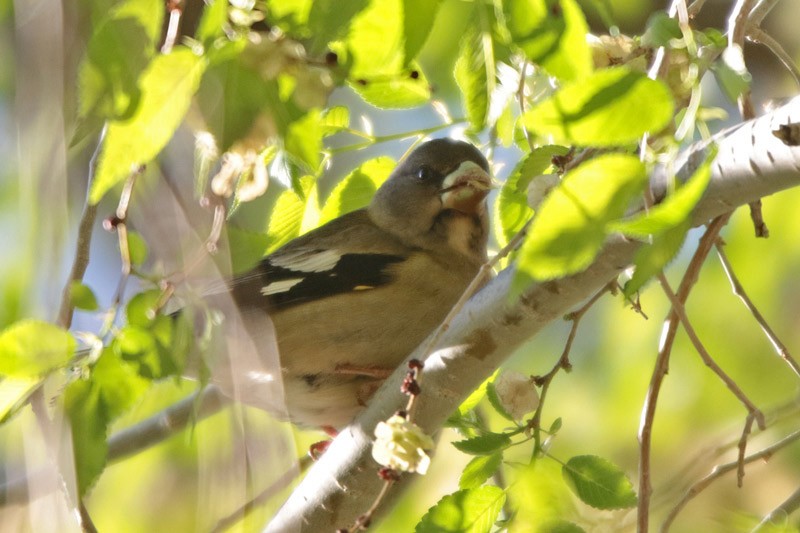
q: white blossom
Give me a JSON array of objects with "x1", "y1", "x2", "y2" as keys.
[{"x1": 371, "y1": 415, "x2": 435, "y2": 474}]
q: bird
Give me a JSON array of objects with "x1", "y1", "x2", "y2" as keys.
[{"x1": 209, "y1": 138, "x2": 492, "y2": 430}]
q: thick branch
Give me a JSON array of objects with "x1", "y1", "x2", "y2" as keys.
[{"x1": 266, "y1": 97, "x2": 800, "y2": 532}]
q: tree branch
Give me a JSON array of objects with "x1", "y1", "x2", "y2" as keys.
[{"x1": 264, "y1": 96, "x2": 800, "y2": 532}]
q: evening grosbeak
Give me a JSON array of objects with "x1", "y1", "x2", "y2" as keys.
[{"x1": 218, "y1": 138, "x2": 492, "y2": 429}]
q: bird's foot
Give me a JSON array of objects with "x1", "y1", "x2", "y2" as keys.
[{"x1": 308, "y1": 425, "x2": 339, "y2": 460}]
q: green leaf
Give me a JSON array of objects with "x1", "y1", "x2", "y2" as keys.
[
  {"x1": 485, "y1": 381, "x2": 514, "y2": 421},
  {"x1": 402, "y1": 0, "x2": 444, "y2": 63},
  {"x1": 455, "y1": 27, "x2": 489, "y2": 131},
  {"x1": 90, "y1": 49, "x2": 207, "y2": 204},
  {"x1": 0, "y1": 320, "x2": 76, "y2": 378},
  {"x1": 127, "y1": 230, "x2": 148, "y2": 266},
  {"x1": 453, "y1": 432, "x2": 512, "y2": 455},
  {"x1": 340, "y1": 0, "x2": 432, "y2": 108},
  {"x1": 125, "y1": 289, "x2": 163, "y2": 328},
  {"x1": 459, "y1": 453, "x2": 503, "y2": 490},
  {"x1": 70, "y1": 282, "x2": 99, "y2": 311},
  {"x1": 285, "y1": 108, "x2": 323, "y2": 173},
  {"x1": 227, "y1": 225, "x2": 270, "y2": 274},
  {"x1": 416, "y1": 486, "x2": 506, "y2": 533},
  {"x1": 712, "y1": 45, "x2": 752, "y2": 104},
  {"x1": 77, "y1": 0, "x2": 163, "y2": 124},
  {"x1": 307, "y1": 0, "x2": 371, "y2": 54},
  {"x1": 522, "y1": 67, "x2": 674, "y2": 147},
  {"x1": 610, "y1": 145, "x2": 716, "y2": 238},
  {"x1": 641, "y1": 11, "x2": 682, "y2": 48},
  {"x1": 623, "y1": 221, "x2": 690, "y2": 297},
  {"x1": 196, "y1": 60, "x2": 274, "y2": 152},
  {"x1": 65, "y1": 350, "x2": 149, "y2": 495},
  {"x1": 494, "y1": 145, "x2": 569, "y2": 247},
  {"x1": 320, "y1": 106, "x2": 350, "y2": 136},
  {"x1": 349, "y1": 67, "x2": 431, "y2": 108},
  {"x1": 503, "y1": 0, "x2": 592, "y2": 82},
  {"x1": 195, "y1": 0, "x2": 229, "y2": 42},
  {"x1": 457, "y1": 369, "x2": 500, "y2": 416},
  {"x1": 319, "y1": 156, "x2": 395, "y2": 223},
  {"x1": 514, "y1": 154, "x2": 647, "y2": 288},
  {"x1": 266, "y1": 176, "x2": 320, "y2": 252},
  {"x1": 0, "y1": 376, "x2": 41, "y2": 424},
  {"x1": 562, "y1": 455, "x2": 637, "y2": 510},
  {"x1": 265, "y1": 0, "x2": 313, "y2": 36}
]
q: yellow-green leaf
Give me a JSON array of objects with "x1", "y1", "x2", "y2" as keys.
[
  {"x1": 0, "y1": 320, "x2": 76, "y2": 378},
  {"x1": 513, "y1": 154, "x2": 647, "y2": 289},
  {"x1": 90, "y1": 49, "x2": 207, "y2": 204},
  {"x1": 319, "y1": 156, "x2": 395, "y2": 223},
  {"x1": 503, "y1": 0, "x2": 592, "y2": 82},
  {"x1": 522, "y1": 67, "x2": 673, "y2": 147}
]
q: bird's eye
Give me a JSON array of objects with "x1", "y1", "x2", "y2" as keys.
[{"x1": 415, "y1": 165, "x2": 437, "y2": 182}]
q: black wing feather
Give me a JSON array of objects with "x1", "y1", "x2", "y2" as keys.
[{"x1": 231, "y1": 252, "x2": 406, "y2": 312}]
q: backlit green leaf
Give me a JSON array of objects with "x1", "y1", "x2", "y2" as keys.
[
  {"x1": 453, "y1": 432, "x2": 512, "y2": 455},
  {"x1": 91, "y1": 49, "x2": 207, "y2": 203},
  {"x1": 562, "y1": 455, "x2": 637, "y2": 510},
  {"x1": 522, "y1": 67, "x2": 673, "y2": 147},
  {"x1": 459, "y1": 453, "x2": 503, "y2": 490},
  {"x1": 416, "y1": 486, "x2": 506, "y2": 533},
  {"x1": 127, "y1": 230, "x2": 148, "y2": 266},
  {"x1": 611, "y1": 145, "x2": 716, "y2": 238},
  {"x1": 349, "y1": 68, "x2": 431, "y2": 109},
  {"x1": 503, "y1": 0, "x2": 592, "y2": 82},
  {"x1": 70, "y1": 282, "x2": 99, "y2": 311},
  {"x1": 402, "y1": 0, "x2": 444, "y2": 63},
  {"x1": 624, "y1": 221, "x2": 690, "y2": 297},
  {"x1": 77, "y1": 0, "x2": 163, "y2": 124},
  {"x1": 513, "y1": 154, "x2": 647, "y2": 290},
  {"x1": 308, "y1": 0, "x2": 370, "y2": 54},
  {"x1": 285, "y1": 108, "x2": 324, "y2": 173},
  {"x1": 455, "y1": 27, "x2": 489, "y2": 131},
  {"x1": 267, "y1": 176, "x2": 320, "y2": 252},
  {"x1": 494, "y1": 145, "x2": 569, "y2": 247},
  {"x1": 320, "y1": 156, "x2": 395, "y2": 223},
  {"x1": 65, "y1": 350, "x2": 149, "y2": 495},
  {"x1": 0, "y1": 320, "x2": 76, "y2": 378}
]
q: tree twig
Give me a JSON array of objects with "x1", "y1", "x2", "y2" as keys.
[
  {"x1": 661, "y1": 428, "x2": 800, "y2": 531},
  {"x1": 57, "y1": 128, "x2": 106, "y2": 328},
  {"x1": 715, "y1": 241, "x2": 800, "y2": 378},
  {"x1": 637, "y1": 214, "x2": 730, "y2": 532}
]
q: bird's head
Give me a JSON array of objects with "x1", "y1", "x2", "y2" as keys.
[{"x1": 369, "y1": 138, "x2": 492, "y2": 260}]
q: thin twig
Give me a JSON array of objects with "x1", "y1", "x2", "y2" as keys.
[
  {"x1": 715, "y1": 242, "x2": 800, "y2": 378},
  {"x1": 161, "y1": 0, "x2": 183, "y2": 54},
  {"x1": 661, "y1": 428, "x2": 800, "y2": 531},
  {"x1": 729, "y1": 0, "x2": 758, "y2": 51},
  {"x1": 57, "y1": 128, "x2": 106, "y2": 328},
  {"x1": 657, "y1": 272, "x2": 766, "y2": 465},
  {"x1": 753, "y1": 483, "x2": 800, "y2": 531},
  {"x1": 529, "y1": 283, "x2": 615, "y2": 457},
  {"x1": 210, "y1": 455, "x2": 311, "y2": 533},
  {"x1": 747, "y1": 27, "x2": 800, "y2": 87},
  {"x1": 748, "y1": 0, "x2": 781, "y2": 26},
  {"x1": 687, "y1": 0, "x2": 708, "y2": 17},
  {"x1": 637, "y1": 214, "x2": 730, "y2": 532}
]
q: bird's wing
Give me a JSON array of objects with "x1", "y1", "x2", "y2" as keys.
[{"x1": 227, "y1": 210, "x2": 409, "y2": 311}]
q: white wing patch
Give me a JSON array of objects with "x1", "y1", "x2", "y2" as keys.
[
  {"x1": 261, "y1": 278, "x2": 304, "y2": 296},
  {"x1": 270, "y1": 249, "x2": 342, "y2": 273}
]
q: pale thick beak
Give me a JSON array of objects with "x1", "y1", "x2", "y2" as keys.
[{"x1": 439, "y1": 161, "x2": 493, "y2": 215}]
